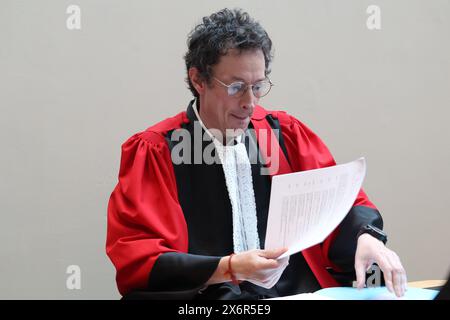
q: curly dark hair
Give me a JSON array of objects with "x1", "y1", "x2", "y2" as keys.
[{"x1": 184, "y1": 8, "x2": 273, "y2": 98}]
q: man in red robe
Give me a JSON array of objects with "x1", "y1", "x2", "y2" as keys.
[{"x1": 106, "y1": 8, "x2": 407, "y2": 299}]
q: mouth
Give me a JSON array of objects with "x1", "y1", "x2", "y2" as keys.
[{"x1": 231, "y1": 114, "x2": 250, "y2": 120}]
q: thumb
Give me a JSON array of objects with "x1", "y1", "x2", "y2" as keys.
[
  {"x1": 260, "y1": 247, "x2": 288, "y2": 259},
  {"x1": 355, "y1": 259, "x2": 367, "y2": 290}
]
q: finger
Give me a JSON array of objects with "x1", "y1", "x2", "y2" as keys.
[
  {"x1": 392, "y1": 269, "x2": 403, "y2": 297},
  {"x1": 261, "y1": 257, "x2": 290, "y2": 273},
  {"x1": 354, "y1": 258, "x2": 368, "y2": 289},
  {"x1": 403, "y1": 273, "x2": 408, "y2": 292},
  {"x1": 376, "y1": 255, "x2": 394, "y2": 294},
  {"x1": 403, "y1": 266, "x2": 408, "y2": 291},
  {"x1": 386, "y1": 253, "x2": 403, "y2": 297},
  {"x1": 273, "y1": 256, "x2": 289, "y2": 269},
  {"x1": 256, "y1": 255, "x2": 280, "y2": 269},
  {"x1": 259, "y1": 259, "x2": 279, "y2": 269},
  {"x1": 398, "y1": 259, "x2": 408, "y2": 294},
  {"x1": 366, "y1": 260, "x2": 375, "y2": 271},
  {"x1": 385, "y1": 253, "x2": 402, "y2": 297},
  {"x1": 260, "y1": 247, "x2": 288, "y2": 259},
  {"x1": 389, "y1": 252, "x2": 407, "y2": 297},
  {"x1": 267, "y1": 256, "x2": 289, "y2": 269}
]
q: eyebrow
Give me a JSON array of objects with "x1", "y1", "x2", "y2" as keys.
[{"x1": 230, "y1": 76, "x2": 267, "y2": 83}]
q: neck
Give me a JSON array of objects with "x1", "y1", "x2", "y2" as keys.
[{"x1": 193, "y1": 99, "x2": 242, "y2": 145}]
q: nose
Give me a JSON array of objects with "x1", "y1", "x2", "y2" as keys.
[{"x1": 240, "y1": 86, "x2": 257, "y2": 111}]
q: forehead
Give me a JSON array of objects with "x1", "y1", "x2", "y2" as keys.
[{"x1": 212, "y1": 48, "x2": 266, "y2": 81}]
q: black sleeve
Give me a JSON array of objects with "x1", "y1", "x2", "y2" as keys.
[
  {"x1": 328, "y1": 205, "x2": 384, "y2": 272},
  {"x1": 121, "y1": 252, "x2": 221, "y2": 300},
  {"x1": 149, "y1": 252, "x2": 221, "y2": 290}
]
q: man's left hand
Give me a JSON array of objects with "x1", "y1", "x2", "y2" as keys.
[{"x1": 355, "y1": 233, "x2": 407, "y2": 297}]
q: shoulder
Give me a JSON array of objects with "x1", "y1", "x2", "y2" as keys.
[
  {"x1": 252, "y1": 105, "x2": 328, "y2": 149},
  {"x1": 126, "y1": 111, "x2": 189, "y2": 147},
  {"x1": 254, "y1": 105, "x2": 335, "y2": 170},
  {"x1": 252, "y1": 105, "x2": 309, "y2": 129}
]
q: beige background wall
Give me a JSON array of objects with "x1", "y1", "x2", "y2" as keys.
[{"x1": 1, "y1": 0, "x2": 449, "y2": 299}]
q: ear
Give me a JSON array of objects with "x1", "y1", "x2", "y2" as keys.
[{"x1": 188, "y1": 67, "x2": 206, "y2": 96}]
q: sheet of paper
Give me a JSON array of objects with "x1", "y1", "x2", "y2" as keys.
[{"x1": 264, "y1": 157, "x2": 366, "y2": 259}]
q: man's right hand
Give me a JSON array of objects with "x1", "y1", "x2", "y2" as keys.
[
  {"x1": 205, "y1": 247, "x2": 289, "y2": 288},
  {"x1": 232, "y1": 248, "x2": 289, "y2": 289}
]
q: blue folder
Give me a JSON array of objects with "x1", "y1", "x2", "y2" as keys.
[{"x1": 315, "y1": 286, "x2": 439, "y2": 300}]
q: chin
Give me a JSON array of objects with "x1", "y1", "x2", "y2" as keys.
[
  {"x1": 227, "y1": 122, "x2": 250, "y2": 137},
  {"x1": 229, "y1": 114, "x2": 250, "y2": 129}
]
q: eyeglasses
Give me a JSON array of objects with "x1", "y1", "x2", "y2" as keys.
[{"x1": 213, "y1": 77, "x2": 273, "y2": 98}]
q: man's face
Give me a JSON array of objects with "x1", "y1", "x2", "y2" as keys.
[{"x1": 198, "y1": 48, "x2": 266, "y2": 136}]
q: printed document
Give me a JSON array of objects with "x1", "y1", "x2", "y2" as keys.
[{"x1": 264, "y1": 158, "x2": 366, "y2": 259}]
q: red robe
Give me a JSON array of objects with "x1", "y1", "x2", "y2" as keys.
[{"x1": 106, "y1": 104, "x2": 377, "y2": 296}]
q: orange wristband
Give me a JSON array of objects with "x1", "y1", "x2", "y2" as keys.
[{"x1": 226, "y1": 253, "x2": 240, "y2": 285}]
